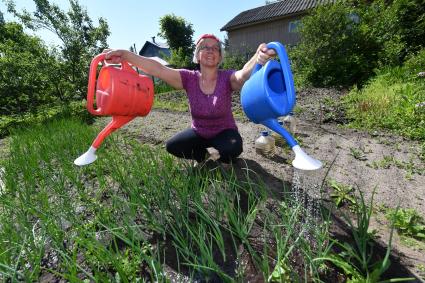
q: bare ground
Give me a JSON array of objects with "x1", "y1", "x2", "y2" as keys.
[{"x1": 97, "y1": 87, "x2": 425, "y2": 281}]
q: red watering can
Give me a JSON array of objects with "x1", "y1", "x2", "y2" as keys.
[{"x1": 74, "y1": 53, "x2": 154, "y2": 166}]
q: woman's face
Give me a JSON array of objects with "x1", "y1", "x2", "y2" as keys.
[{"x1": 197, "y1": 38, "x2": 221, "y2": 67}]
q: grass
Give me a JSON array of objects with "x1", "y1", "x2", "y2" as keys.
[
  {"x1": 153, "y1": 90, "x2": 189, "y2": 112},
  {"x1": 343, "y1": 50, "x2": 425, "y2": 142},
  {"x1": 0, "y1": 117, "x2": 337, "y2": 281}
]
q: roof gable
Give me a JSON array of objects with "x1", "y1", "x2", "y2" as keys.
[
  {"x1": 139, "y1": 41, "x2": 169, "y2": 55},
  {"x1": 221, "y1": 0, "x2": 334, "y2": 31}
]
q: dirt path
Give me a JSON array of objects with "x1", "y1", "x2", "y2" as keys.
[{"x1": 98, "y1": 88, "x2": 424, "y2": 280}]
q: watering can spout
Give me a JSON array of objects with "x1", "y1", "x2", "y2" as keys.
[
  {"x1": 262, "y1": 119, "x2": 322, "y2": 170},
  {"x1": 74, "y1": 116, "x2": 135, "y2": 166},
  {"x1": 292, "y1": 145, "x2": 323, "y2": 171}
]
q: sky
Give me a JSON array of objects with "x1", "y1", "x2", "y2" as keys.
[{"x1": 1, "y1": 0, "x2": 267, "y2": 51}]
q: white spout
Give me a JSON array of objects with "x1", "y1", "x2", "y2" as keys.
[
  {"x1": 74, "y1": 146, "x2": 98, "y2": 166},
  {"x1": 292, "y1": 145, "x2": 322, "y2": 170}
]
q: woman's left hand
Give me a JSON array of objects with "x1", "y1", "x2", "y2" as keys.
[{"x1": 256, "y1": 43, "x2": 276, "y2": 65}]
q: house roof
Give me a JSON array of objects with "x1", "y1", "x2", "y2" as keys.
[
  {"x1": 221, "y1": 0, "x2": 334, "y2": 31},
  {"x1": 150, "y1": 41, "x2": 169, "y2": 49},
  {"x1": 139, "y1": 41, "x2": 169, "y2": 55}
]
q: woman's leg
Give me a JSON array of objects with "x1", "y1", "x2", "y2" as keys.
[
  {"x1": 209, "y1": 129, "x2": 243, "y2": 163},
  {"x1": 165, "y1": 128, "x2": 208, "y2": 162}
]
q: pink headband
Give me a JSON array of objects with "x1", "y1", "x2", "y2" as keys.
[{"x1": 196, "y1": 34, "x2": 220, "y2": 45}]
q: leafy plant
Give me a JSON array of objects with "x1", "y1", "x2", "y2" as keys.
[
  {"x1": 349, "y1": 147, "x2": 368, "y2": 161},
  {"x1": 0, "y1": 22, "x2": 59, "y2": 116},
  {"x1": 386, "y1": 208, "x2": 425, "y2": 240},
  {"x1": 368, "y1": 155, "x2": 424, "y2": 178},
  {"x1": 329, "y1": 179, "x2": 357, "y2": 208},
  {"x1": 291, "y1": 1, "x2": 378, "y2": 87},
  {"x1": 370, "y1": 156, "x2": 394, "y2": 170}
]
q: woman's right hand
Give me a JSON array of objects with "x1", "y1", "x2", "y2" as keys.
[{"x1": 103, "y1": 49, "x2": 130, "y2": 64}]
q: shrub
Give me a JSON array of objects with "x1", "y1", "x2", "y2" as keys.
[
  {"x1": 221, "y1": 53, "x2": 247, "y2": 70},
  {"x1": 291, "y1": 0, "x2": 425, "y2": 88},
  {"x1": 291, "y1": 2, "x2": 379, "y2": 87}
]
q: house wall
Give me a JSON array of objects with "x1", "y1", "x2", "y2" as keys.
[{"x1": 225, "y1": 14, "x2": 304, "y2": 56}]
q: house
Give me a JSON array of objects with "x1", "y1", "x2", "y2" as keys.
[
  {"x1": 138, "y1": 36, "x2": 171, "y2": 66},
  {"x1": 221, "y1": 0, "x2": 334, "y2": 55}
]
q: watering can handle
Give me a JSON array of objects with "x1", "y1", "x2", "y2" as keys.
[
  {"x1": 87, "y1": 53, "x2": 106, "y2": 115},
  {"x1": 87, "y1": 53, "x2": 136, "y2": 115},
  {"x1": 250, "y1": 42, "x2": 296, "y2": 111}
]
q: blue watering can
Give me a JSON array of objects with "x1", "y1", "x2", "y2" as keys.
[{"x1": 241, "y1": 42, "x2": 322, "y2": 170}]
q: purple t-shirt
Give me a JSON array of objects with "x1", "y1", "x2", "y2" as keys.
[{"x1": 179, "y1": 69, "x2": 238, "y2": 139}]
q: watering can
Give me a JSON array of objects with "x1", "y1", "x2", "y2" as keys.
[
  {"x1": 74, "y1": 53, "x2": 154, "y2": 166},
  {"x1": 241, "y1": 42, "x2": 322, "y2": 170}
]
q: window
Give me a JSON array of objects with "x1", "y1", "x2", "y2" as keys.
[{"x1": 288, "y1": 20, "x2": 301, "y2": 33}]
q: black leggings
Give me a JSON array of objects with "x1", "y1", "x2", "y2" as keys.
[{"x1": 165, "y1": 128, "x2": 243, "y2": 163}]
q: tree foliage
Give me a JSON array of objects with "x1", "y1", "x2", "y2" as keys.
[
  {"x1": 158, "y1": 14, "x2": 194, "y2": 67},
  {"x1": 5, "y1": 0, "x2": 110, "y2": 100},
  {"x1": 0, "y1": 22, "x2": 59, "y2": 115}
]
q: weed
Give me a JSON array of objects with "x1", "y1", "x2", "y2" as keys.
[
  {"x1": 385, "y1": 208, "x2": 425, "y2": 241},
  {"x1": 328, "y1": 179, "x2": 357, "y2": 208},
  {"x1": 349, "y1": 147, "x2": 367, "y2": 161},
  {"x1": 369, "y1": 155, "x2": 424, "y2": 178},
  {"x1": 370, "y1": 156, "x2": 394, "y2": 169}
]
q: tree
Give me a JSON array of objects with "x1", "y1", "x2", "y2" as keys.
[
  {"x1": 158, "y1": 14, "x2": 194, "y2": 67},
  {"x1": 5, "y1": 0, "x2": 110, "y2": 100},
  {"x1": 0, "y1": 22, "x2": 59, "y2": 115}
]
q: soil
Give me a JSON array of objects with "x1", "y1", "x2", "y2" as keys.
[{"x1": 95, "y1": 87, "x2": 425, "y2": 281}]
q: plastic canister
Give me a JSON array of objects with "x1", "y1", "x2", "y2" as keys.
[
  {"x1": 271, "y1": 120, "x2": 286, "y2": 147},
  {"x1": 255, "y1": 131, "x2": 276, "y2": 157}
]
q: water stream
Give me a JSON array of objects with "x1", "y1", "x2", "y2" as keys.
[{"x1": 291, "y1": 168, "x2": 325, "y2": 246}]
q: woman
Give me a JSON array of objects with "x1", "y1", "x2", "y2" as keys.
[{"x1": 104, "y1": 34, "x2": 275, "y2": 164}]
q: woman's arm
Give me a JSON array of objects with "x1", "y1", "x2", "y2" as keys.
[
  {"x1": 104, "y1": 49, "x2": 183, "y2": 90},
  {"x1": 230, "y1": 43, "x2": 275, "y2": 91}
]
